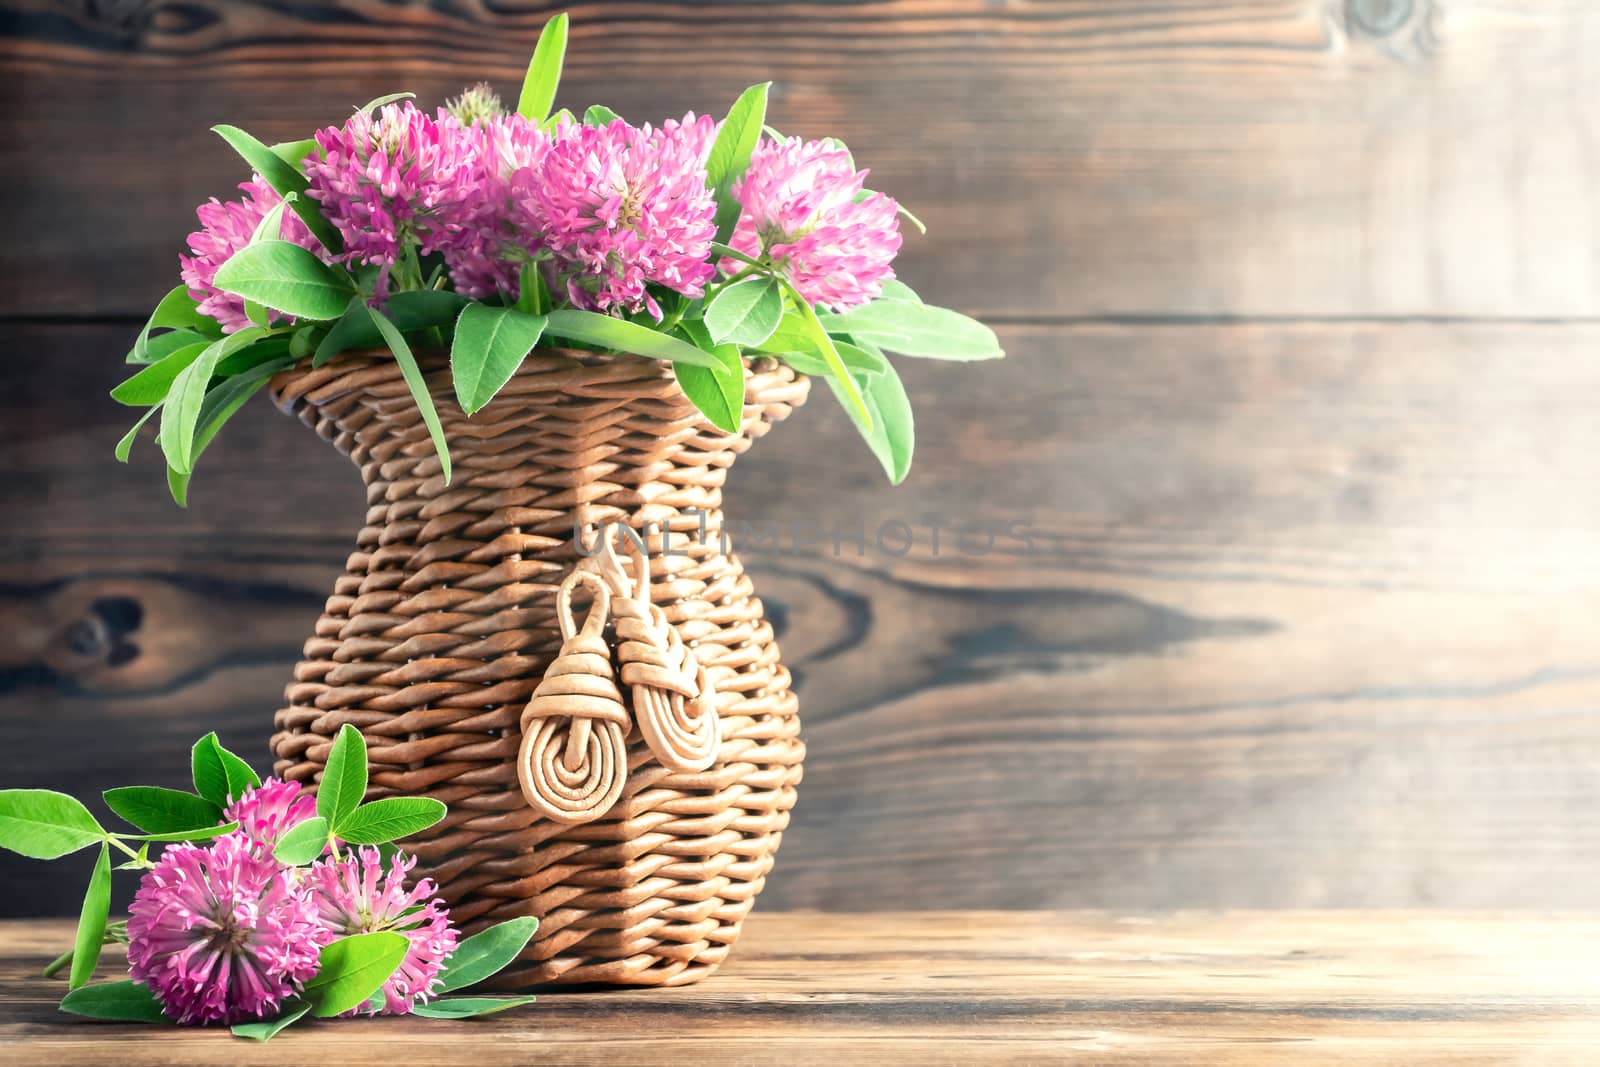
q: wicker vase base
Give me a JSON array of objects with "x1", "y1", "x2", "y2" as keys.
[{"x1": 266, "y1": 348, "x2": 809, "y2": 987}]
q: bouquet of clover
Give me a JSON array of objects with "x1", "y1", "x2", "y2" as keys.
[
  {"x1": 0, "y1": 727, "x2": 540, "y2": 1039},
  {"x1": 112, "y1": 12, "x2": 1001, "y2": 503}
]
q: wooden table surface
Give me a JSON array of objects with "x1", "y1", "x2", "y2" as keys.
[{"x1": 3, "y1": 912, "x2": 1600, "y2": 1064}]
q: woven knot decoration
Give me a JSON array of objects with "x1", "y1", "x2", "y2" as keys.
[
  {"x1": 266, "y1": 348, "x2": 809, "y2": 988},
  {"x1": 516, "y1": 570, "x2": 631, "y2": 824},
  {"x1": 595, "y1": 533, "x2": 721, "y2": 775}
]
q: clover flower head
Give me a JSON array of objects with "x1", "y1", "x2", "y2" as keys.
[
  {"x1": 305, "y1": 101, "x2": 479, "y2": 294},
  {"x1": 722, "y1": 136, "x2": 902, "y2": 311},
  {"x1": 126, "y1": 835, "x2": 325, "y2": 1025},
  {"x1": 512, "y1": 117, "x2": 717, "y2": 318},
  {"x1": 178, "y1": 176, "x2": 323, "y2": 334},
  {"x1": 305, "y1": 846, "x2": 458, "y2": 1015},
  {"x1": 222, "y1": 777, "x2": 319, "y2": 857}
]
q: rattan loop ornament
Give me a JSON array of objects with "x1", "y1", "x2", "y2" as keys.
[
  {"x1": 605, "y1": 536, "x2": 721, "y2": 773},
  {"x1": 517, "y1": 570, "x2": 632, "y2": 824}
]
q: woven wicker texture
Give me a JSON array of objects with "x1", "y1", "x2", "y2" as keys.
[{"x1": 266, "y1": 347, "x2": 810, "y2": 988}]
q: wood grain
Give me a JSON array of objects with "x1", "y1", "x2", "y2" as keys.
[
  {"x1": 3, "y1": 0, "x2": 1599, "y2": 318},
  {"x1": 5, "y1": 913, "x2": 1600, "y2": 1063},
  {"x1": 5, "y1": 319, "x2": 1600, "y2": 915}
]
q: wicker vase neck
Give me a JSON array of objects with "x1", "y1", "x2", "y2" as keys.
[{"x1": 264, "y1": 347, "x2": 809, "y2": 987}]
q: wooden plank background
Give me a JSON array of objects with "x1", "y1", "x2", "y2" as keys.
[{"x1": 4, "y1": 0, "x2": 1600, "y2": 915}]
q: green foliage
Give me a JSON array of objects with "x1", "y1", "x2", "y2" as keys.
[
  {"x1": 435, "y1": 916, "x2": 541, "y2": 992},
  {"x1": 412, "y1": 995, "x2": 539, "y2": 1019},
  {"x1": 830, "y1": 358, "x2": 915, "y2": 485},
  {"x1": 232, "y1": 1001, "x2": 310, "y2": 1040},
  {"x1": 517, "y1": 13, "x2": 569, "y2": 122},
  {"x1": 317, "y1": 724, "x2": 368, "y2": 827},
  {"x1": 819, "y1": 298, "x2": 1004, "y2": 361},
  {"x1": 0, "y1": 790, "x2": 105, "y2": 860},
  {"x1": 583, "y1": 104, "x2": 620, "y2": 126},
  {"x1": 58, "y1": 981, "x2": 170, "y2": 1022},
  {"x1": 212, "y1": 241, "x2": 356, "y2": 321},
  {"x1": 128, "y1": 287, "x2": 220, "y2": 365},
  {"x1": 545, "y1": 309, "x2": 719, "y2": 368},
  {"x1": 69, "y1": 845, "x2": 111, "y2": 989},
  {"x1": 335, "y1": 797, "x2": 447, "y2": 845},
  {"x1": 706, "y1": 83, "x2": 769, "y2": 245},
  {"x1": 704, "y1": 276, "x2": 781, "y2": 348},
  {"x1": 451, "y1": 304, "x2": 548, "y2": 414},
  {"x1": 672, "y1": 319, "x2": 745, "y2": 434},
  {"x1": 212, "y1": 124, "x2": 343, "y2": 253},
  {"x1": 102, "y1": 787, "x2": 222, "y2": 835},
  {"x1": 372, "y1": 308, "x2": 454, "y2": 484},
  {"x1": 272, "y1": 816, "x2": 331, "y2": 866},
  {"x1": 190, "y1": 733, "x2": 260, "y2": 806},
  {"x1": 785, "y1": 282, "x2": 871, "y2": 429},
  {"x1": 304, "y1": 933, "x2": 410, "y2": 1017},
  {"x1": 110, "y1": 340, "x2": 209, "y2": 406}
]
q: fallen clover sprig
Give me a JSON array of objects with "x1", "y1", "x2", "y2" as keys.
[{"x1": 0, "y1": 726, "x2": 539, "y2": 1040}]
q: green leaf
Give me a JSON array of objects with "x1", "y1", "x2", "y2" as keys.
[
  {"x1": 217, "y1": 746, "x2": 261, "y2": 795},
  {"x1": 539, "y1": 108, "x2": 575, "y2": 133},
  {"x1": 114, "y1": 405, "x2": 160, "y2": 463},
  {"x1": 436, "y1": 917, "x2": 541, "y2": 993},
  {"x1": 248, "y1": 193, "x2": 296, "y2": 247},
  {"x1": 412, "y1": 995, "x2": 538, "y2": 1019},
  {"x1": 544, "y1": 309, "x2": 719, "y2": 368},
  {"x1": 160, "y1": 328, "x2": 266, "y2": 476},
  {"x1": 318, "y1": 723, "x2": 368, "y2": 827},
  {"x1": 515, "y1": 261, "x2": 550, "y2": 315},
  {"x1": 517, "y1": 12, "x2": 568, "y2": 123},
  {"x1": 144, "y1": 327, "x2": 214, "y2": 364},
  {"x1": 304, "y1": 933, "x2": 410, "y2": 1018},
  {"x1": 672, "y1": 320, "x2": 744, "y2": 435},
  {"x1": 583, "y1": 104, "x2": 620, "y2": 127},
  {"x1": 213, "y1": 124, "x2": 343, "y2": 253},
  {"x1": 212, "y1": 241, "x2": 355, "y2": 321},
  {"x1": 897, "y1": 202, "x2": 928, "y2": 235},
  {"x1": 313, "y1": 292, "x2": 467, "y2": 367},
  {"x1": 68, "y1": 844, "x2": 111, "y2": 990},
  {"x1": 126, "y1": 822, "x2": 239, "y2": 843},
  {"x1": 775, "y1": 341, "x2": 884, "y2": 380},
  {"x1": 165, "y1": 353, "x2": 297, "y2": 505},
  {"x1": 128, "y1": 287, "x2": 219, "y2": 364},
  {"x1": 314, "y1": 296, "x2": 373, "y2": 367},
  {"x1": 59, "y1": 981, "x2": 169, "y2": 1023},
  {"x1": 269, "y1": 139, "x2": 317, "y2": 169},
  {"x1": 370, "y1": 307, "x2": 454, "y2": 484},
  {"x1": 0, "y1": 790, "x2": 105, "y2": 860},
  {"x1": 707, "y1": 86, "x2": 768, "y2": 232},
  {"x1": 110, "y1": 341, "x2": 209, "y2": 406},
  {"x1": 212, "y1": 335, "x2": 294, "y2": 378},
  {"x1": 190, "y1": 733, "x2": 258, "y2": 806},
  {"x1": 818, "y1": 301, "x2": 1004, "y2": 361},
  {"x1": 232, "y1": 1000, "x2": 311, "y2": 1041},
  {"x1": 358, "y1": 91, "x2": 415, "y2": 114},
  {"x1": 388, "y1": 289, "x2": 471, "y2": 332},
  {"x1": 103, "y1": 787, "x2": 222, "y2": 835},
  {"x1": 703, "y1": 276, "x2": 781, "y2": 348},
  {"x1": 838, "y1": 358, "x2": 915, "y2": 485},
  {"x1": 272, "y1": 815, "x2": 330, "y2": 866},
  {"x1": 785, "y1": 283, "x2": 871, "y2": 430},
  {"x1": 878, "y1": 278, "x2": 923, "y2": 303},
  {"x1": 451, "y1": 304, "x2": 547, "y2": 415},
  {"x1": 335, "y1": 797, "x2": 447, "y2": 845},
  {"x1": 706, "y1": 83, "x2": 770, "y2": 245}
]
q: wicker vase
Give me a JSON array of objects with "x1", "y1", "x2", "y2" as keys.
[{"x1": 265, "y1": 348, "x2": 809, "y2": 987}]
